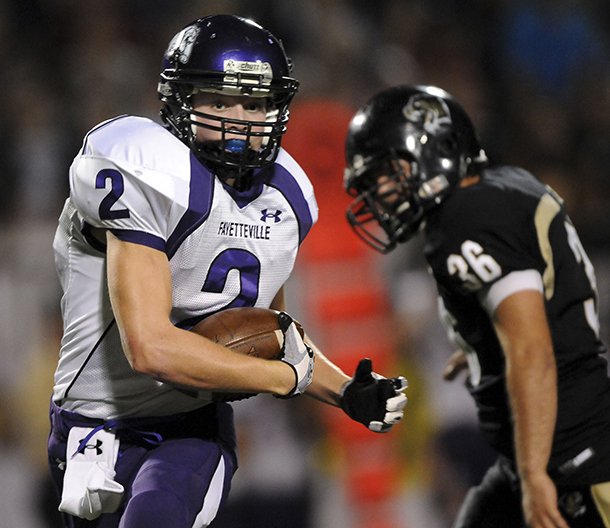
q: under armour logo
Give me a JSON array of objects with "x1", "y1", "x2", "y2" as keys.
[
  {"x1": 79, "y1": 438, "x2": 104, "y2": 456},
  {"x1": 260, "y1": 209, "x2": 283, "y2": 223}
]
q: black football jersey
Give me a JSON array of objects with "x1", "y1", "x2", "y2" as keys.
[{"x1": 423, "y1": 165, "x2": 610, "y2": 482}]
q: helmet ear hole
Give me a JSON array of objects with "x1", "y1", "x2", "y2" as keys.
[{"x1": 437, "y1": 134, "x2": 459, "y2": 157}]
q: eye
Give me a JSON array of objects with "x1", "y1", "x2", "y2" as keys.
[
  {"x1": 211, "y1": 101, "x2": 227, "y2": 111},
  {"x1": 244, "y1": 100, "x2": 267, "y2": 113}
]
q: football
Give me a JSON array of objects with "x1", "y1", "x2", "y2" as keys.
[{"x1": 191, "y1": 307, "x2": 304, "y2": 401}]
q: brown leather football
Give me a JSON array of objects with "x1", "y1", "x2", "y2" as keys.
[{"x1": 191, "y1": 307, "x2": 304, "y2": 401}]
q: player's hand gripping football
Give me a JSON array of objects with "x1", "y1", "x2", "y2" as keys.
[
  {"x1": 277, "y1": 311, "x2": 315, "y2": 398},
  {"x1": 340, "y1": 358, "x2": 408, "y2": 432}
]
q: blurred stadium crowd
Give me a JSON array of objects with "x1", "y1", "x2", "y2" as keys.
[{"x1": 1, "y1": 1, "x2": 609, "y2": 527}]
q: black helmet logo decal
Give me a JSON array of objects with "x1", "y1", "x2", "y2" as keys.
[{"x1": 402, "y1": 95, "x2": 451, "y2": 134}]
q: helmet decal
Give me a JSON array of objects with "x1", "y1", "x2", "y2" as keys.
[
  {"x1": 223, "y1": 59, "x2": 273, "y2": 89},
  {"x1": 402, "y1": 95, "x2": 452, "y2": 135},
  {"x1": 224, "y1": 59, "x2": 272, "y2": 78},
  {"x1": 167, "y1": 25, "x2": 200, "y2": 65}
]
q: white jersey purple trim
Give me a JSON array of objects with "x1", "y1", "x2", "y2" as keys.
[{"x1": 52, "y1": 115, "x2": 318, "y2": 418}]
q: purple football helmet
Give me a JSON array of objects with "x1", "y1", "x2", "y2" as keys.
[{"x1": 158, "y1": 15, "x2": 299, "y2": 188}]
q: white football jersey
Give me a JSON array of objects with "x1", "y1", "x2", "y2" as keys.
[{"x1": 53, "y1": 116, "x2": 318, "y2": 419}]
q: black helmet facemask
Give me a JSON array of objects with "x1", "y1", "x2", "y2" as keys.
[{"x1": 345, "y1": 154, "x2": 426, "y2": 253}]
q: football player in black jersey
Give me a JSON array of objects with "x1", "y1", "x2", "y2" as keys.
[{"x1": 343, "y1": 84, "x2": 610, "y2": 528}]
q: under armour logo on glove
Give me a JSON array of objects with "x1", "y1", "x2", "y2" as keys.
[
  {"x1": 59, "y1": 427, "x2": 124, "y2": 520},
  {"x1": 340, "y1": 358, "x2": 408, "y2": 433}
]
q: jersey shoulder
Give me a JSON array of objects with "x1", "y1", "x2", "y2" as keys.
[
  {"x1": 70, "y1": 116, "x2": 212, "y2": 248},
  {"x1": 430, "y1": 166, "x2": 549, "y2": 243},
  {"x1": 80, "y1": 115, "x2": 188, "y2": 174},
  {"x1": 425, "y1": 166, "x2": 555, "y2": 292},
  {"x1": 275, "y1": 148, "x2": 313, "y2": 193},
  {"x1": 269, "y1": 147, "x2": 319, "y2": 226},
  {"x1": 446, "y1": 166, "x2": 545, "y2": 226}
]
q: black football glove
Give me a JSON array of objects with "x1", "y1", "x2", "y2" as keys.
[{"x1": 340, "y1": 358, "x2": 408, "y2": 433}]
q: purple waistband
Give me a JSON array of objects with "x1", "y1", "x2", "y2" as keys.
[{"x1": 49, "y1": 399, "x2": 236, "y2": 451}]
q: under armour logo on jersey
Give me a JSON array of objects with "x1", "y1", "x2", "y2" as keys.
[
  {"x1": 78, "y1": 438, "x2": 104, "y2": 456},
  {"x1": 260, "y1": 209, "x2": 283, "y2": 223}
]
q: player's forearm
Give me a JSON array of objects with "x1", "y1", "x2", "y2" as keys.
[
  {"x1": 304, "y1": 340, "x2": 350, "y2": 406},
  {"x1": 506, "y1": 344, "x2": 558, "y2": 478},
  {"x1": 124, "y1": 322, "x2": 296, "y2": 396},
  {"x1": 493, "y1": 290, "x2": 557, "y2": 479}
]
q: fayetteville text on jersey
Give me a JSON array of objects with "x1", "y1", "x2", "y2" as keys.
[{"x1": 217, "y1": 221, "x2": 271, "y2": 240}]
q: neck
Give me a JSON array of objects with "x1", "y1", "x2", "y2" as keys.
[{"x1": 459, "y1": 174, "x2": 480, "y2": 188}]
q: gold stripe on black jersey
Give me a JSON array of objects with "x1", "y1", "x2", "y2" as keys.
[
  {"x1": 591, "y1": 482, "x2": 610, "y2": 528},
  {"x1": 534, "y1": 193, "x2": 561, "y2": 300}
]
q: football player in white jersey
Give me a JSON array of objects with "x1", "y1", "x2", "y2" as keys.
[{"x1": 48, "y1": 15, "x2": 407, "y2": 528}]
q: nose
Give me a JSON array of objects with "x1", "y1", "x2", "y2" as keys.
[
  {"x1": 224, "y1": 106, "x2": 249, "y2": 137},
  {"x1": 228, "y1": 104, "x2": 248, "y2": 123},
  {"x1": 375, "y1": 176, "x2": 403, "y2": 208},
  {"x1": 377, "y1": 175, "x2": 396, "y2": 194}
]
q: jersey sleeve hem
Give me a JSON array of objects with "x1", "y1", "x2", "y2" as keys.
[
  {"x1": 111, "y1": 229, "x2": 167, "y2": 253},
  {"x1": 479, "y1": 269, "x2": 543, "y2": 315}
]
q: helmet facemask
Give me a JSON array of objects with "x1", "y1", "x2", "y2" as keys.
[
  {"x1": 345, "y1": 154, "x2": 425, "y2": 253},
  {"x1": 160, "y1": 78, "x2": 295, "y2": 191}
]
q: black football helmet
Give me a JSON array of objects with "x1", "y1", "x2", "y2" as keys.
[
  {"x1": 344, "y1": 85, "x2": 488, "y2": 252},
  {"x1": 158, "y1": 15, "x2": 299, "y2": 189}
]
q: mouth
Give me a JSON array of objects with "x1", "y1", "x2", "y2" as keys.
[
  {"x1": 395, "y1": 201, "x2": 412, "y2": 215},
  {"x1": 224, "y1": 139, "x2": 250, "y2": 154}
]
